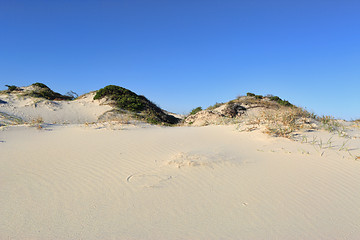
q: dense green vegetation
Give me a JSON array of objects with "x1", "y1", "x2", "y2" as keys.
[
  {"x1": 30, "y1": 83, "x2": 73, "y2": 100},
  {"x1": 5, "y1": 85, "x2": 19, "y2": 92},
  {"x1": 32, "y1": 82, "x2": 49, "y2": 89},
  {"x1": 268, "y1": 96, "x2": 293, "y2": 107},
  {"x1": 94, "y1": 85, "x2": 146, "y2": 112},
  {"x1": 94, "y1": 85, "x2": 179, "y2": 125},
  {"x1": 246, "y1": 92, "x2": 293, "y2": 107}
]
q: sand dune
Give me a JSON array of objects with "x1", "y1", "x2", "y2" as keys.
[
  {"x1": 1, "y1": 87, "x2": 360, "y2": 239},
  {"x1": 0, "y1": 91, "x2": 112, "y2": 124},
  {"x1": 1, "y1": 124, "x2": 360, "y2": 239}
]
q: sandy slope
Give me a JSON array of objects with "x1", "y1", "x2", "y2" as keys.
[
  {"x1": 1, "y1": 124, "x2": 360, "y2": 240},
  {"x1": 0, "y1": 92, "x2": 112, "y2": 124}
]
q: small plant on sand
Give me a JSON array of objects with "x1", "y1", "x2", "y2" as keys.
[
  {"x1": 246, "y1": 92, "x2": 255, "y2": 97},
  {"x1": 318, "y1": 115, "x2": 348, "y2": 135},
  {"x1": 301, "y1": 135, "x2": 308, "y2": 143},
  {"x1": 30, "y1": 116, "x2": 44, "y2": 129},
  {"x1": 189, "y1": 107, "x2": 202, "y2": 115},
  {"x1": 339, "y1": 140, "x2": 350, "y2": 151},
  {"x1": 326, "y1": 136, "x2": 334, "y2": 149}
]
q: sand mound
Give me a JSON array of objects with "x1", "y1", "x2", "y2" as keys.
[
  {"x1": 0, "y1": 89, "x2": 112, "y2": 124},
  {"x1": 93, "y1": 85, "x2": 180, "y2": 124},
  {"x1": 184, "y1": 95, "x2": 297, "y2": 126},
  {"x1": 184, "y1": 95, "x2": 324, "y2": 140},
  {"x1": 0, "y1": 84, "x2": 181, "y2": 125}
]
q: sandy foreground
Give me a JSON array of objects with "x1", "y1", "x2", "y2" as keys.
[{"x1": 0, "y1": 123, "x2": 360, "y2": 240}]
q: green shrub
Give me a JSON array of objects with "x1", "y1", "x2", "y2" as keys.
[
  {"x1": 254, "y1": 95, "x2": 263, "y2": 99},
  {"x1": 278, "y1": 100, "x2": 292, "y2": 107},
  {"x1": 269, "y1": 96, "x2": 281, "y2": 102},
  {"x1": 247, "y1": 92, "x2": 255, "y2": 97},
  {"x1": 5, "y1": 85, "x2": 19, "y2": 91},
  {"x1": 32, "y1": 82, "x2": 49, "y2": 89},
  {"x1": 94, "y1": 85, "x2": 180, "y2": 125},
  {"x1": 269, "y1": 95, "x2": 293, "y2": 107},
  {"x1": 189, "y1": 107, "x2": 202, "y2": 115},
  {"x1": 146, "y1": 117, "x2": 160, "y2": 125},
  {"x1": 29, "y1": 82, "x2": 72, "y2": 100},
  {"x1": 94, "y1": 85, "x2": 145, "y2": 112},
  {"x1": 207, "y1": 102, "x2": 223, "y2": 110}
]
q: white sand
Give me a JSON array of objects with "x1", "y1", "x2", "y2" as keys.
[
  {"x1": 1, "y1": 123, "x2": 360, "y2": 239},
  {"x1": 0, "y1": 92, "x2": 112, "y2": 124}
]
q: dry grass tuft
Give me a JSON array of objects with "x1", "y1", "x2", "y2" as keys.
[
  {"x1": 29, "y1": 116, "x2": 44, "y2": 129},
  {"x1": 244, "y1": 107, "x2": 315, "y2": 138}
]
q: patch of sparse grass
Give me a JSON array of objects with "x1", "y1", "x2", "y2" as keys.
[
  {"x1": 265, "y1": 126, "x2": 294, "y2": 138},
  {"x1": 236, "y1": 97, "x2": 275, "y2": 108},
  {"x1": 207, "y1": 102, "x2": 223, "y2": 110},
  {"x1": 243, "y1": 93, "x2": 294, "y2": 107},
  {"x1": 326, "y1": 136, "x2": 334, "y2": 149},
  {"x1": 339, "y1": 140, "x2": 350, "y2": 151},
  {"x1": 318, "y1": 115, "x2": 337, "y2": 126},
  {"x1": 237, "y1": 94, "x2": 294, "y2": 110},
  {"x1": 0, "y1": 112, "x2": 24, "y2": 125},
  {"x1": 146, "y1": 117, "x2": 161, "y2": 125},
  {"x1": 29, "y1": 116, "x2": 44, "y2": 129},
  {"x1": 234, "y1": 94, "x2": 320, "y2": 138},
  {"x1": 260, "y1": 107, "x2": 314, "y2": 138},
  {"x1": 317, "y1": 115, "x2": 348, "y2": 136}
]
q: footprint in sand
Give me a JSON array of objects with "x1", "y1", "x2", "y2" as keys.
[
  {"x1": 167, "y1": 152, "x2": 239, "y2": 169},
  {"x1": 126, "y1": 174, "x2": 173, "y2": 188}
]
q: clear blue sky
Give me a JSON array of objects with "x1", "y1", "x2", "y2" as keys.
[{"x1": 1, "y1": 0, "x2": 359, "y2": 119}]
